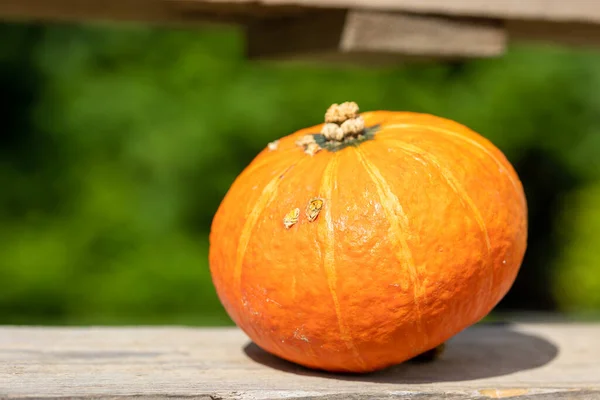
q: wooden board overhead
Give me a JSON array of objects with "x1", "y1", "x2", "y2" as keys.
[
  {"x1": 0, "y1": 0, "x2": 201, "y2": 25},
  {"x1": 1, "y1": 323, "x2": 600, "y2": 399},
  {"x1": 4, "y1": 0, "x2": 600, "y2": 25},
  {"x1": 1, "y1": 0, "x2": 600, "y2": 64},
  {"x1": 174, "y1": 0, "x2": 600, "y2": 23},
  {"x1": 246, "y1": 10, "x2": 506, "y2": 64}
]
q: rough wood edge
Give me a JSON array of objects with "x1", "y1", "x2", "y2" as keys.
[
  {"x1": 0, "y1": 0, "x2": 246, "y2": 26},
  {"x1": 507, "y1": 19, "x2": 600, "y2": 49},
  {"x1": 5, "y1": 390, "x2": 600, "y2": 399},
  {"x1": 173, "y1": 0, "x2": 600, "y2": 24},
  {"x1": 246, "y1": 10, "x2": 506, "y2": 63},
  {"x1": 1, "y1": 324, "x2": 600, "y2": 399},
  {"x1": 3, "y1": 0, "x2": 600, "y2": 25}
]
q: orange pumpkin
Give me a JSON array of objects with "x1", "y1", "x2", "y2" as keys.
[{"x1": 209, "y1": 102, "x2": 527, "y2": 373}]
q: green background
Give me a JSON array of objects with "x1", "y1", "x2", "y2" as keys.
[{"x1": 2, "y1": 22, "x2": 600, "y2": 326}]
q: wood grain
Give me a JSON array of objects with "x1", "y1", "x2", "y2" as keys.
[
  {"x1": 4, "y1": 0, "x2": 599, "y2": 24},
  {"x1": 246, "y1": 10, "x2": 505, "y2": 64},
  {"x1": 1, "y1": 323, "x2": 599, "y2": 399},
  {"x1": 174, "y1": 0, "x2": 600, "y2": 24},
  {"x1": 0, "y1": 0, "x2": 180, "y2": 24}
]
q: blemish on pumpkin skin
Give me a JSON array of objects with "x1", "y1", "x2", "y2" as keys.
[
  {"x1": 279, "y1": 164, "x2": 296, "y2": 179},
  {"x1": 283, "y1": 208, "x2": 300, "y2": 229},
  {"x1": 293, "y1": 325, "x2": 318, "y2": 358},
  {"x1": 266, "y1": 298, "x2": 282, "y2": 307},
  {"x1": 294, "y1": 327, "x2": 310, "y2": 343},
  {"x1": 267, "y1": 140, "x2": 279, "y2": 151},
  {"x1": 296, "y1": 135, "x2": 322, "y2": 156},
  {"x1": 243, "y1": 297, "x2": 261, "y2": 317},
  {"x1": 306, "y1": 197, "x2": 324, "y2": 222}
]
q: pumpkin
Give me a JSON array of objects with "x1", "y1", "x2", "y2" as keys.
[{"x1": 209, "y1": 102, "x2": 527, "y2": 373}]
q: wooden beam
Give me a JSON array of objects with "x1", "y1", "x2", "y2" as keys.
[
  {"x1": 178, "y1": 0, "x2": 600, "y2": 24},
  {"x1": 0, "y1": 0, "x2": 278, "y2": 26},
  {"x1": 246, "y1": 10, "x2": 506, "y2": 64},
  {"x1": 507, "y1": 20, "x2": 600, "y2": 49},
  {"x1": 0, "y1": 0, "x2": 306, "y2": 25},
  {"x1": 3, "y1": 0, "x2": 600, "y2": 26},
  {"x1": 1, "y1": 323, "x2": 599, "y2": 398},
  {"x1": 0, "y1": 0, "x2": 194, "y2": 25}
]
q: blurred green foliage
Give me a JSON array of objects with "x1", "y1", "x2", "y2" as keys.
[{"x1": 2, "y1": 21, "x2": 600, "y2": 325}]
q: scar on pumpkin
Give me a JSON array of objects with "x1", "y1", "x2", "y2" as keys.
[
  {"x1": 305, "y1": 197, "x2": 324, "y2": 222},
  {"x1": 283, "y1": 208, "x2": 300, "y2": 229},
  {"x1": 295, "y1": 135, "x2": 320, "y2": 156},
  {"x1": 267, "y1": 140, "x2": 279, "y2": 151}
]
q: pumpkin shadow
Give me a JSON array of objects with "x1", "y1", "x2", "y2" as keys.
[{"x1": 242, "y1": 322, "x2": 559, "y2": 383}]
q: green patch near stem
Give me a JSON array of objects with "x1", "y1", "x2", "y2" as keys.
[{"x1": 312, "y1": 125, "x2": 381, "y2": 152}]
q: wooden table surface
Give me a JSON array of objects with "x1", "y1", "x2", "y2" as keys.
[{"x1": 1, "y1": 322, "x2": 599, "y2": 399}]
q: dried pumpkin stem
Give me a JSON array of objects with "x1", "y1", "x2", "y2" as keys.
[
  {"x1": 324, "y1": 102, "x2": 365, "y2": 138},
  {"x1": 296, "y1": 101, "x2": 368, "y2": 155},
  {"x1": 325, "y1": 101, "x2": 359, "y2": 124}
]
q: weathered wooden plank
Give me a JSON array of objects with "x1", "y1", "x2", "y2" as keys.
[
  {"x1": 0, "y1": 0, "x2": 179, "y2": 24},
  {"x1": 0, "y1": 0, "x2": 288, "y2": 26},
  {"x1": 1, "y1": 323, "x2": 599, "y2": 399},
  {"x1": 246, "y1": 10, "x2": 506, "y2": 63},
  {"x1": 3, "y1": 0, "x2": 599, "y2": 24},
  {"x1": 176, "y1": 0, "x2": 600, "y2": 24},
  {"x1": 507, "y1": 20, "x2": 600, "y2": 48}
]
